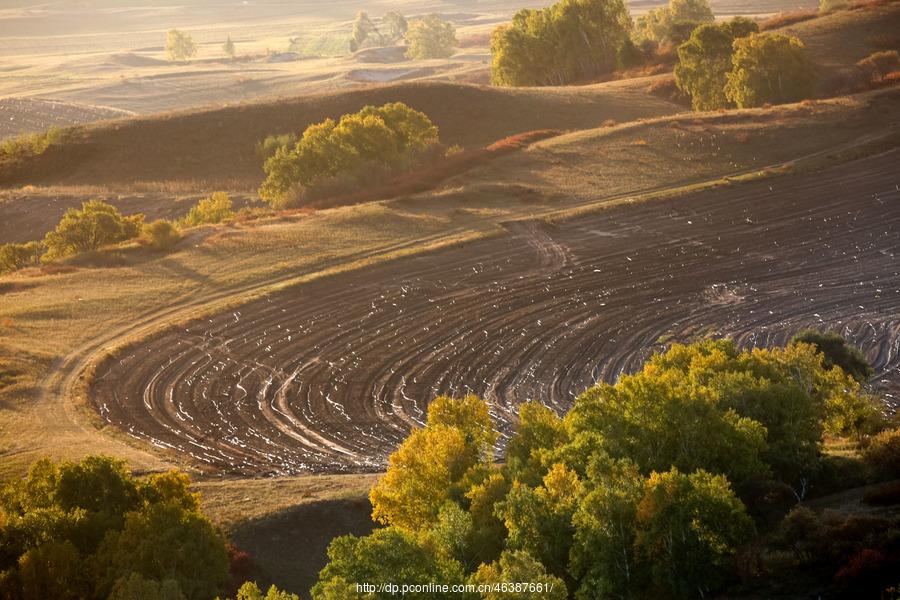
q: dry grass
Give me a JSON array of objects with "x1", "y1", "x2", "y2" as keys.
[
  {"x1": 760, "y1": 9, "x2": 819, "y2": 31},
  {"x1": 0, "y1": 81, "x2": 679, "y2": 192}
]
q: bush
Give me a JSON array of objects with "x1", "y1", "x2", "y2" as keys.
[
  {"x1": 181, "y1": 192, "x2": 234, "y2": 227},
  {"x1": 0, "y1": 241, "x2": 43, "y2": 274},
  {"x1": 490, "y1": 0, "x2": 631, "y2": 86},
  {"x1": 724, "y1": 33, "x2": 816, "y2": 108},
  {"x1": 259, "y1": 102, "x2": 439, "y2": 208},
  {"x1": 857, "y1": 50, "x2": 900, "y2": 82},
  {"x1": 863, "y1": 480, "x2": 900, "y2": 506},
  {"x1": 42, "y1": 200, "x2": 144, "y2": 261},
  {"x1": 405, "y1": 14, "x2": 457, "y2": 59},
  {"x1": 0, "y1": 127, "x2": 66, "y2": 161},
  {"x1": 143, "y1": 220, "x2": 182, "y2": 251},
  {"x1": 862, "y1": 428, "x2": 900, "y2": 480}
]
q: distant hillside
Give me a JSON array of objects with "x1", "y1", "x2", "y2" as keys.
[{"x1": 0, "y1": 81, "x2": 679, "y2": 191}]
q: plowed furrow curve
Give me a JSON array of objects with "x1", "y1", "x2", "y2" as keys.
[{"x1": 91, "y1": 151, "x2": 900, "y2": 474}]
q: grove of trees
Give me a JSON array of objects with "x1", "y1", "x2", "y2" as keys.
[
  {"x1": 675, "y1": 27, "x2": 816, "y2": 110},
  {"x1": 0, "y1": 456, "x2": 229, "y2": 599},
  {"x1": 674, "y1": 18, "x2": 759, "y2": 111},
  {"x1": 490, "y1": 0, "x2": 632, "y2": 86},
  {"x1": 633, "y1": 0, "x2": 714, "y2": 45},
  {"x1": 258, "y1": 102, "x2": 440, "y2": 207},
  {"x1": 311, "y1": 336, "x2": 896, "y2": 599},
  {"x1": 724, "y1": 33, "x2": 817, "y2": 108}
]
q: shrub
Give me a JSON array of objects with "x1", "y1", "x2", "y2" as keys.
[
  {"x1": 405, "y1": 14, "x2": 457, "y2": 59},
  {"x1": 863, "y1": 480, "x2": 900, "y2": 506},
  {"x1": 674, "y1": 17, "x2": 759, "y2": 111},
  {"x1": 259, "y1": 103, "x2": 439, "y2": 208},
  {"x1": 42, "y1": 200, "x2": 144, "y2": 261},
  {"x1": 0, "y1": 126, "x2": 66, "y2": 161},
  {"x1": 724, "y1": 33, "x2": 816, "y2": 108},
  {"x1": 862, "y1": 427, "x2": 900, "y2": 479},
  {"x1": 857, "y1": 50, "x2": 900, "y2": 82},
  {"x1": 490, "y1": 0, "x2": 631, "y2": 86},
  {"x1": 181, "y1": 192, "x2": 234, "y2": 226},
  {"x1": 0, "y1": 241, "x2": 43, "y2": 274},
  {"x1": 143, "y1": 220, "x2": 182, "y2": 251}
]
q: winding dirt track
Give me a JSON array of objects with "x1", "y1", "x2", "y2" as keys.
[{"x1": 92, "y1": 151, "x2": 900, "y2": 475}]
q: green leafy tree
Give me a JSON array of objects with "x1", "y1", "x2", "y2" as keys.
[
  {"x1": 223, "y1": 36, "x2": 236, "y2": 59},
  {"x1": 634, "y1": 0, "x2": 714, "y2": 45},
  {"x1": 0, "y1": 241, "x2": 43, "y2": 274},
  {"x1": 0, "y1": 456, "x2": 227, "y2": 600},
  {"x1": 491, "y1": 0, "x2": 631, "y2": 86},
  {"x1": 675, "y1": 18, "x2": 759, "y2": 110},
  {"x1": 497, "y1": 463, "x2": 583, "y2": 580},
  {"x1": 725, "y1": 33, "x2": 816, "y2": 108},
  {"x1": 791, "y1": 329, "x2": 874, "y2": 382},
  {"x1": 166, "y1": 29, "x2": 197, "y2": 62},
  {"x1": 95, "y1": 503, "x2": 229, "y2": 600},
  {"x1": 570, "y1": 459, "x2": 646, "y2": 599},
  {"x1": 350, "y1": 12, "x2": 382, "y2": 52},
  {"x1": 310, "y1": 528, "x2": 470, "y2": 600},
  {"x1": 470, "y1": 550, "x2": 567, "y2": 600},
  {"x1": 405, "y1": 14, "x2": 457, "y2": 59},
  {"x1": 181, "y1": 192, "x2": 234, "y2": 227},
  {"x1": 108, "y1": 572, "x2": 186, "y2": 600},
  {"x1": 634, "y1": 469, "x2": 754, "y2": 599},
  {"x1": 505, "y1": 402, "x2": 568, "y2": 487},
  {"x1": 383, "y1": 12, "x2": 408, "y2": 43},
  {"x1": 259, "y1": 103, "x2": 439, "y2": 207},
  {"x1": 42, "y1": 200, "x2": 143, "y2": 261},
  {"x1": 222, "y1": 581, "x2": 299, "y2": 600}
]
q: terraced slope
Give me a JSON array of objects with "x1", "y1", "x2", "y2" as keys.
[{"x1": 90, "y1": 150, "x2": 900, "y2": 475}]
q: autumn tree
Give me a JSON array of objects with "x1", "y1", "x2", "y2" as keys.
[
  {"x1": 725, "y1": 33, "x2": 816, "y2": 108},
  {"x1": 310, "y1": 528, "x2": 470, "y2": 600},
  {"x1": 166, "y1": 29, "x2": 197, "y2": 62},
  {"x1": 42, "y1": 200, "x2": 143, "y2": 261},
  {"x1": 634, "y1": 0, "x2": 714, "y2": 45},
  {"x1": 405, "y1": 14, "x2": 457, "y2": 59},
  {"x1": 791, "y1": 329, "x2": 874, "y2": 382},
  {"x1": 349, "y1": 11, "x2": 382, "y2": 52},
  {"x1": 674, "y1": 17, "x2": 759, "y2": 110},
  {"x1": 491, "y1": 0, "x2": 631, "y2": 86},
  {"x1": 634, "y1": 469, "x2": 754, "y2": 598},
  {"x1": 383, "y1": 12, "x2": 408, "y2": 43},
  {"x1": 470, "y1": 550, "x2": 567, "y2": 600}
]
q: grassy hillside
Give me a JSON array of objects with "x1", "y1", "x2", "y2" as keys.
[{"x1": 0, "y1": 80, "x2": 679, "y2": 191}]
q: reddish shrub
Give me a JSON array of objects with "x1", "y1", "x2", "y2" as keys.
[{"x1": 226, "y1": 543, "x2": 255, "y2": 596}]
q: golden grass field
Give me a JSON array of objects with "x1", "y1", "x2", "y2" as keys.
[{"x1": 1, "y1": 0, "x2": 899, "y2": 595}]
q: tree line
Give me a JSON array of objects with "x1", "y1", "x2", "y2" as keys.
[{"x1": 311, "y1": 334, "x2": 898, "y2": 599}]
